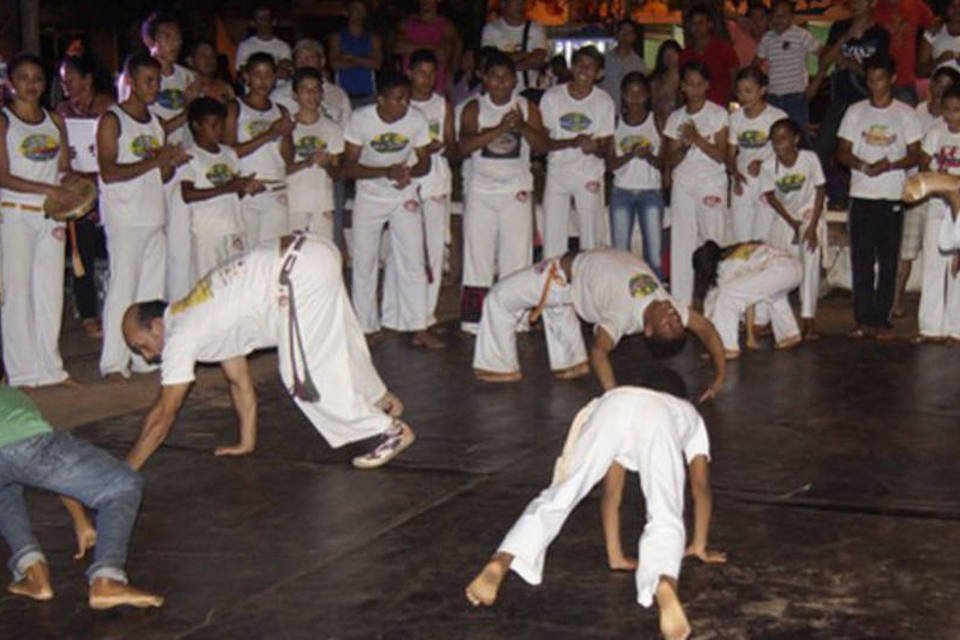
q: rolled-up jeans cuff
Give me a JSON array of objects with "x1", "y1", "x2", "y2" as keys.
[
  {"x1": 87, "y1": 564, "x2": 128, "y2": 585},
  {"x1": 11, "y1": 547, "x2": 46, "y2": 581}
]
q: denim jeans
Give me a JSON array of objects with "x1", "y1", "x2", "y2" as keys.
[
  {"x1": 0, "y1": 432, "x2": 143, "y2": 584},
  {"x1": 768, "y1": 93, "x2": 809, "y2": 136},
  {"x1": 609, "y1": 186, "x2": 664, "y2": 279}
]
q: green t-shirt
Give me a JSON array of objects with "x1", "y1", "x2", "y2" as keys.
[{"x1": 0, "y1": 386, "x2": 52, "y2": 449}]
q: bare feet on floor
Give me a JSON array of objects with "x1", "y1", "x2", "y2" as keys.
[
  {"x1": 656, "y1": 578, "x2": 691, "y2": 640},
  {"x1": 104, "y1": 373, "x2": 127, "y2": 384},
  {"x1": 7, "y1": 562, "x2": 53, "y2": 601},
  {"x1": 474, "y1": 369, "x2": 522, "y2": 383},
  {"x1": 82, "y1": 318, "x2": 103, "y2": 339},
  {"x1": 56, "y1": 377, "x2": 83, "y2": 389},
  {"x1": 465, "y1": 553, "x2": 511, "y2": 607},
  {"x1": 412, "y1": 330, "x2": 445, "y2": 350},
  {"x1": 375, "y1": 391, "x2": 405, "y2": 417},
  {"x1": 774, "y1": 334, "x2": 802, "y2": 350},
  {"x1": 724, "y1": 349, "x2": 741, "y2": 360},
  {"x1": 88, "y1": 578, "x2": 164, "y2": 610},
  {"x1": 874, "y1": 327, "x2": 896, "y2": 341},
  {"x1": 214, "y1": 443, "x2": 255, "y2": 457},
  {"x1": 607, "y1": 555, "x2": 639, "y2": 572},
  {"x1": 365, "y1": 330, "x2": 388, "y2": 347},
  {"x1": 553, "y1": 362, "x2": 590, "y2": 380}
]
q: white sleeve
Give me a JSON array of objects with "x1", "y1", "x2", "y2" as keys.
[
  {"x1": 662, "y1": 111, "x2": 680, "y2": 141},
  {"x1": 329, "y1": 124, "x2": 345, "y2": 155},
  {"x1": 529, "y1": 23, "x2": 548, "y2": 51},
  {"x1": 412, "y1": 114, "x2": 431, "y2": 148},
  {"x1": 802, "y1": 29, "x2": 821, "y2": 54},
  {"x1": 727, "y1": 113, "x2": 739, "y2": 145},
  {"x1": 923, "y1": 29, "x2": 936, "y2": 45},
  {"x1": 903, "y1": 109, "x2": 924, "y2": 145},
  {"x1": 756, "y1": 35, "x2": 770, "y2": 60},
  {"x1": 235, "y1": 40, "x2": 250, "y2": 71},
  {"x1": 597, "y1": 94, "x2": 616, "y2": 137},
  {"x1": 682, "y1": 410, "x2": 711, "y2": 463},
  {"x1": 278, "y1": 40, "x2": 293, "y2": 61},
  {"x1": 759, "y1": 162, "x2": 775, "y2": 194},
  {"x1": 343, "y1": 111, "x2": 364, "y2": 146},
  {"x1": 922, "y1": 128, "x2": 940, "y2": 158},
  {"x1": 837, "y1": 105, "x2": 858, "y2": 143},
  {"x1": 480, "y1": 23, "x2": 496, "y2": 48},
  {"x1": 179, "y1": 157, "x2": 197, "y2": 184},
  {"x1": 809, "y1": 152, "x2": 827, "y2": 187},
  {"x1": 539, "y1": 91, "x2": 557, "y2": 133},
  {"x1": 160, "y1": 334, "x2": 198, "y2": 386}
]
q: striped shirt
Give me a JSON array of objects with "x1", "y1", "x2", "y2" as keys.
[{"x1": 756, "y1": 25, "x2": 820, "y2": 96}]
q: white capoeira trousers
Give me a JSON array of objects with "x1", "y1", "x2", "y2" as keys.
[
  {"x1": 707, "y1": 254, "x2": 802, "y2": 351},
  {"x1": 498, "y1": 390, "x2": 689, "y2": 607},
  {"x1": 542, "y1": 170, "x2": 607, "y2": 258},
  {"x1": 241, "y1": 190, "x2": 289, "y2": 248},
  {"x1": 473, "y1": 258, "x2": 587, "y2": 374},
  {"x1": 165, "y1": 178, "x2": 194, "y2": 302},
  {"x1": 192, "y1": 231, "x2": 245, "y2": 282},
  {"x1": 0, "y1": 209, "x2": 69, "y2": 386},
  {"x1": 669, "y1": 179, "x2": 727, "y2": 308},
  {"x1": 288, "y1": 209, "x2": 334, "y2": 241},
  {"x1": 766, "y1": 209, "x2": 825, "y2": 319},
  {"x1": 100, "y1": 223, "x2": 166, "y2": 377},
  {"x1": 277, "y1": 235, "x2": 392, "y2": 447},
  {"x1": 730, "y1": 176, "x2": 775, "y2": 243},
  {"x1": 352, "y1": 193, "x2": 428, "y2": 333},
  {"x1": 918, "y1": 200, "x2": 960, "y2": 338}
]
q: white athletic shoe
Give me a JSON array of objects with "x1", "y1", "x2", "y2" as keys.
[{"x1": 352, "y1": 421, "x2": 415, "y2": 469}]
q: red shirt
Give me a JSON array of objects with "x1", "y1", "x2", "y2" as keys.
[
  {"x1": 873, "y1": 0, "x2": 934, "y2": 88},
  {"x1": 679, "y1": 37, "x2": 739, "y2": 106}
]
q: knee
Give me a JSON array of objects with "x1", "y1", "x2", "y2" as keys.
[{"x1": 108, "y1": 465, "x2": 144, "y2": 503}]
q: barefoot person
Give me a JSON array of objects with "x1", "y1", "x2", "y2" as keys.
[
  {"x1": 0, "y1": 386, "x2": 162, "y2": 609},
  {"x1": 465, "y1": 387, "x2": 725, "y2": 640},
  {"x1": 121, "y1": 233, "x2": 412, "y2": 470}
]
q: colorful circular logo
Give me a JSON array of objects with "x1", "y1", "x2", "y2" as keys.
[
  {"x1": 205, "y1": 163, "x2": 234, "y2": 186},
  {"x1": 619, "y1": 135, "x2": 650, "y2": 154},
  {"x1": 247, "y1": 120, "x2": 272, "y2": 138},
  {"x1": 131, "y1": 134, "x2": 160, "y2": 159},
  {"x1": 295, "y1": 135, "x2": 326, "y2": 160},
  {"x1": 370, "y1": 132, "x2": 410, "y2": 153},
  {"x1": 157, "y1": 88, "x2": 185, "y2": 111},
  {"x1": 20, "y1": 134, "x2": 60, "y2": 162},
  {"x1": 559, "y1": 112, "x2": 592, "y2": 133}
]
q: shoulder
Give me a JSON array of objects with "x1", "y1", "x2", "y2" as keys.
[{"x1": 767, "y1": 104, "x2": 788, "y2": 121}]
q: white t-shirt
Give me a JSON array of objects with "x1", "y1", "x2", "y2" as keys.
[
  {"x1": 287, "y1": 116, "x2": 344, "y2": 213},
  {"x1": 271, "y1": 80, "x2": 352, "y2": 129},
  {"x1": 236, "y1": 35, "x2": 292, "y2": 70},
  {"x1": 480, "y1": 18, "x2": 548, "y2": 90},
  {"x1": 728, "y1": 104, "x2": 787, "y2": 175},
  {"x1": 466, "y1": 93, "x2": 534, "y2": 193},
  {"x1": 571, "y1": 249, "x2": 688, "y2": 346},
  {"x1": 756, "y1": 26, "x2": 821, "y2": 96},
  {"x1": 540, "y1": 85, "x2": 616, "y2": 179},
  {"x1": 759, "y1": 149, "x2": 826, "y2": 219},
  {"x1": 344, "y1": 104, "x2": 430, "y2": 201},
  {"x1": 837, "y1": 99, "x2": 923, "y2": 200},
  {"x1": 922, "y1": 122, "x2": 960, "y2": 175},
  {"x1": 181, "y1": 143, "x2": 244, "y2": 235},
  {"x1": 97, "y1": 105, "x2": 166, "y2": 228},
  {"x1": 612, "y1": 113, "x2": 661, "y2": 190},
  {"x1": 915, "y1": 102, "x2": 943, "y2": 136},
  {"x1": 236, "y1": 99, "x2": 286, "y2": 181},
  {"x1": 412, "y1": 93, "x2": 452, "y2": 197},
  {"x1": 161, "y1": 240, "x2": 281, "y2": 385},
  {"x1": 717, "y1": 243, "x2": 792, "y2": 284},
  {"x1": 923, "y1": 25, "x2": 960, "y2": 74},
  {"x1": 663, "y1": 101, "x2": 728, "y2": 185}
]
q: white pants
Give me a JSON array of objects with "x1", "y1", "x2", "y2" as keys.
[
  {"x1": 100, "y1": 224, "x2": 166, "y2": 377},
  {"x1": 0, "y1": 209, "x2": 68, "y2": 386},
  {"x1": 670, "y1": 179, "x2": 727, "y2": 308},
  {"x1": 766, "y1": 209, "x2": 825, "y2": 320},
  {"x1": 473, "y1": 258, "x2": 587, "y2": 373},
  {"x1": 165, "y1": 178, "x2": 194, "y2": 302},
  {"x1": 241, "y1": 190, "x2": 289, "y2": 248},
  {"x1": 277, "y1": 236, "x2": 392, "y2": 447},
  {"x1": 289, "y1": 209, "x2": 334, "y2": 241},
  {"x1": 918, "y1": 200, "x2": 960, "y2": 338},
  {"x1": 542, "y1": 171, "x2": 607, "y2": 257},
  {"x1": 499, "y1": 390, "x2": 689, "y2": 607},
  {"x1": 730, "y1": 176, "x2": 774, "y2": 243},
  {"x1": 191, "y1": 230, "x2": 245, "y2": 282},
  {"x1": 706, "y1": 255, "x2": 802, "y2": 351},
  {"x1": 351, "y1": 193, "x2": 428, "y2": 333}
]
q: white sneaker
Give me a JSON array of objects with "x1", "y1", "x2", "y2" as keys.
[{"x1": 352, "y1": 421, "x2": 415, "y2": 469}]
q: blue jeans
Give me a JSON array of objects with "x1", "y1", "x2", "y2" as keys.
[
  {"x1": 609, "y1": 186, "x2": 664, "y2": 279},
  {"x1": 768, "y1": 92, "x2": 809, "y2": 136},
  {"x1": 0, "y1": 432, "x2": 142, "y2": 584}
]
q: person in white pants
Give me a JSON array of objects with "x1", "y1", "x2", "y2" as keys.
[
  {"x1": 540, "y1": 46, "x2": 616, "y2": 257},
  {"x1": 465, "y1": 387, "x2": 726, "y2": 640},
  {"x1": 458, "y1": 50, "x2": 548, "y2": 332},
  {"x1": 761, "y1": 118, "x2": 827, "y2": 338},
  {"x1": 663, "y1": 61, "x2": 730, "y2": 308},
  {"x1": 0, "y1": 54, "x2": 76, "y2": 387},
  {"x1": 693, "y1": 241, "x2": 802, "y2": 358},
  {"x1": 727, "y1": 68, "x2": 786, "y2": 243},
  {"x1": 121, "y1": 233, "x2": 412, "y2": 471},
  {"x1": 98, "y1": 53, "x2": 189, "y2": 381},
  {"x1": 343, "y1": 71, "x2": 443, "y2": 349},
  {"x1": 225, "y1": 52, "x2": 294, "y2": 247}
]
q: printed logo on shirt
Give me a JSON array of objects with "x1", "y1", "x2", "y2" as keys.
[
  {"x1": 370, "y1": 132, "x2": 409, "y2": 153},
  {"x1": 428, "y1": 120, "x2": 441, "y2": 142},
  {"x1": 20, "y1": 134, "x2": 59, "y2": 161},
  {"x1": 629, "y1": 273, "x2": 660, "y2": 299},
  {"x1": 936, "y1": 145, "x2": 960, "y2": 171},
  {"x1": 861, "y1": 125, "x2": 897, "y2": 147},
  {"x1": 131, "y1": 134, "x2": 161, "y2": 159},
  {"x1": 156, "y1": 88, "x2": 185, "y2": 112},
  {"x1": 559, "y1": 112, "x2": 592, "y2": 133},
  {"x1": 247, "y1": 119, "x2": 273, "y2": 138},
  {"x1": 171, "y1": 277, "x2": 213, "y2": 314},
  {"x1": 619, "y1": 135, "x2": 651, "y2": 154},
  {"x1": 776, "y1": 173, "x2": 806, "y2": 193},
  {"x1": 737, "y1": 129, "x2": 768, "y2": 149},
  {"x1": 729, "y1": 244, "x2": 759, "y2": 261},
  {"x1": 205, "y1": 163, "x2": 235, "y2": 186},
  {"x1": 482, "y1": 131, "x2": 521, "y2": 159},
  {"x1": 295, "y1": 135, "x2": 326, "y2": 160}
]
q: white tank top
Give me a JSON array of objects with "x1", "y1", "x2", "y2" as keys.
[
  {"x1": 469, "y1": 93, "x2": 532, "y2": 193},
  {"x1": 236, "y1": 99, "x2": 285, "y2": 181},
  {"x1": 2, "y1": 107, "x2": 61, "y2": 208},
  {"x1": 97, "y1": 104, "x2": 166, "y2": 228},
  {"x1": 412, "y1": 93, "x2": 451, "y2": 197}
]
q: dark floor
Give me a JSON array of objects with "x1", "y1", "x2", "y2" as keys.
[{"x1": 3, "y1": 322, "x2": 960, "y2": 639}]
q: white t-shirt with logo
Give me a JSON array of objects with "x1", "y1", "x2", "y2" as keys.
[
  {"x1": 287, "y1": 116, "x2": 344, "y2": 213},
  {"x1": 837, "y1": 99, "x2": 923, "y2": 200},
  {"x1": 272, "y1": 80, "x2": 352, "y2": 129},
  {"x1": 236, "y1": 99, "x2": 286, "y2": 181},
  {"x1": 412, "y1": 93, "x2": 452, "y2": 197},
  {"x1": 612, "y1": 113, "x2": 661, "y2": 190},
  {"x1": 760, "y1": 150, "x2": 826, "y2": 219},
  {"x1": 1, "y1": 108, "x2": 61, "y2": 209},
  {"x1": 181, "y1": 143, "x2": 244, "y2": 235},
  {"x1": 663, "y1": 101, "x2": 729, "y2": 186},
  {"x1": 728, "y1": 103, "x2": 787, "y2": 175},
  {"x1": 236, "y1": 35, "x2": 293, "y2": 70},
  {"x1": 539, "y1": 85, "x2": 616, "y2": 179},
  {"x1": 344, "y1": 104, "x2": 430, "y2": 201},
  {"x1": 466, "y1": 93, "x2": 533, "y2": 194},
  {"x1": 571, "y1": 249, "x2": 688, "y2": 347},
  {"x1": 480, "y1": 18, "x2": 548, "y2": 90},
  {"x1": 98, "y1": 105, "x2": 166, "y2": 228},
  {"x1": 922, "y1": 122, "x2": 960, "y2": 175}
]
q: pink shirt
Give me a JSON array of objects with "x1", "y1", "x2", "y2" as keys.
[{"x1": 401, "y1": 14, "x2": 453, "y2": 92}]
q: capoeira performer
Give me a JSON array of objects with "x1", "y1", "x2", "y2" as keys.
[
  {"x1": 0, "y1": 386, "x2": 163, "y2": 609},
  {"x1": 761, "y1": 118, "x2": 827, "y2": 339},
  {"x1": 663, "y1": 61, "x2": 730, "y2": 308},
  {"x1": 121, "y1": 233, "x2": 413, "y2": 470},
  {"x1": 225, "y1": 52, "x2": 294, "y2": 247},
  {"x1": 0, "y1": 54, "x2": 78, "y2": 387},
  {"x1": 539, "y1": 45, "x2": 616, "y2": 257},
  {"x1": 98, "y1": 53, "x2": 189, "y2": 382},
  {"x1": 727, "y1": 68, "x2": 786, "y2": 242},
  {"x1": 473, "y1": 248, "x2": 726, "y2": 401},
  {"x1": 286, "y1": 67, "x2": 344, "y2": 239},
  {"x1": 692, "y1": 240, "x2": 803, "y2": 358},
  {"x1": 465, "y1": 387, "x2": 726, "y2": 640},
  {"x1": 457, "y1": 50, "x2": 547, "y2": 332},
  {"x1": 343, "y1": 71, "x2": 443, "y2": 349}
]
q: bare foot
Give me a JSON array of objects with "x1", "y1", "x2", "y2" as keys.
[
  {"x1": 82, "y1": 318, "x2": 103, "y2": 339},
  {"x1": 104, "y1": 373, "x2": 127, "y2": 384},
  {"x1": 7, "y1": 562, "x2": 53, "y2": 601},
  {"x1": 656, "y1": 578, "x2": 691, "y2": 640},
  {"x1": 89, "y1": 578, "x2": 164, "y2": 610},
  {"x1": 891, "y1": 305, "x2": 906, "y2": 319},
  {"x1": 474, "y1": 368, "x2": 522, "y2": 383},
  {"x1": 465, "y1": 553, "x2": 511, "y2": 607},
  {"x1": 412, "y1": 330, "x2": 445, "y2": 350},
  {"x1": 553, "y1": 362, "x2": 590, "y2": 380},
  {"x1": 752, "y1": 323, "x2": 772, "y2": 338},
  {"x1": 365, "y1": 331, "x2": 388, "y2": 347},
  {"x1": 375, "y1": 391, "x2": 405, "y2": 417},
  {"x1": 874, "y1": 327, "x2": 896, "y2": 342},
  {"x1": 744, "y1": 337, "x2": 761, "y2": 351},
  {"x1": 214, "y1": 443, "x2": 255, "y2": 457},
  {"x1": 608, "y1": 555, "x2": 639, "y2": 572},
  {"x1": 774, "y1": 334, "x2": 802, "y2": 350},
  {"x1": 724, "y1": 349, "x2": 741, "y2": 360},
  {"x1": 56, "y1": 377, "x2": 83, "y2": 389}
]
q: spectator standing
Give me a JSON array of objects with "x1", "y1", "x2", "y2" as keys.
[
  {"x1": 601, "y1": 20, "x2": 647, "y2": 106},
  {"x1": 917, "y1": 0, "x2": 960, "y2": 77},
  {"x1": 395, "y1": 0, "x2": 460, "y2": 93},
  {"x1": 329, "y1": 0, "x2": 382, "y2": 108},
  {"x1": 481, "y1": 0, "x2": 549, "y2": 93},
  {"x1": 650, "y1": 39, "x2": 682, "y2": 129},
  {"x1": 727, "y1": 2, "x2": 769, "y2": 69},
  {"x1": 678, "y1": 7, "x2": 739, "y2": 106},
  {"x1": 235, "y1": 6, "x2": 292, "y2": 72},
  {"x1": 873, "y1": 0, "x2": 934, "y2": 104}
]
